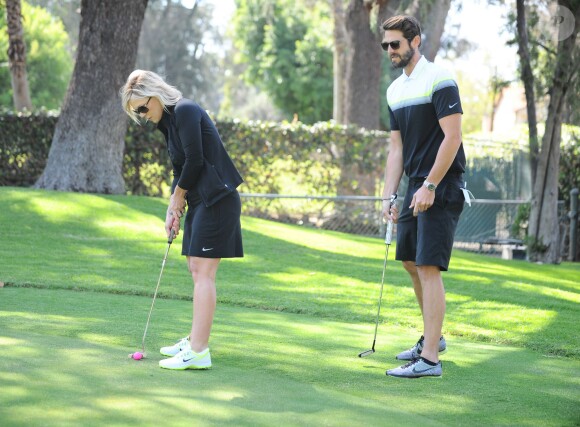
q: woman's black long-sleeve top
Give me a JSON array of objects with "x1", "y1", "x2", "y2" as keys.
[{"x1": 157, "y1": 98, "x2": 243, "y2": 206}]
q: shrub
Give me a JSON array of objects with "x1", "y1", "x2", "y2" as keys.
[
  {"x1": 0, "y1": 109, "x2": 57, "y2": 187},
  {"x1": 0, "y1": 112, "x2": 388, "y2": 197}
]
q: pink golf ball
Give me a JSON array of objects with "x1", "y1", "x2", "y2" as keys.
[{"x1": 131, "y1": 352, "x2": 143, "y2": 360}]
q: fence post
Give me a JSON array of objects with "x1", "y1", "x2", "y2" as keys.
[{"x1": 569, "y1": 188, "x2": 579, "y2": 262}]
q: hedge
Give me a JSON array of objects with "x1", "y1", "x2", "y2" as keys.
[
  {"x1": 2, "y1": 111, "x2": 578, "y2": 203},
  {"x1": 0, "y1": 111, "x2": 387, "y2": 197},
  {"x1": 0, "y1": 110, "x2": 57, "y2": 187}
]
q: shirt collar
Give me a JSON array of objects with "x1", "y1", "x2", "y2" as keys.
[
  {"x1": 403, "y1": 55, "x2": 428, "y2": 80},
  {"x1": 157, "y1": 105, "x2": 175, "y2": 130}
]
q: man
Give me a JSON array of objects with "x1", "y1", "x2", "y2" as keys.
[{"x1": 381, "y1": 15, "x2": 466, "y2": 378}]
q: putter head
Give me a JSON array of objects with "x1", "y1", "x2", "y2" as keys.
[{"x1": 358, "y1": 349, "x2": 375, "y2": 358}]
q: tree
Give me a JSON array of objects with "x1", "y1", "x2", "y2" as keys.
[
  {"x1": 342, "y1": 0, "x2": 390, "y2": 130},
  {"x1": 35, "y1": 0, "x2": 148, "y2": 193},
  {"x1": 515, "y1": 0, "x2": 539, "y2": 184},
  {"x1": 0, "y1": 1, "x2": 73, "y2": 109},
  {"x1": 3, "y1": 0, "x2": 32, "y2": 110},
  {"x1": 515, "y1": 0, "x2": 580, "y2": 263},
  {"x1": 136, "y1": 0, "x2": 223, "y2": 112},
  {"x1": 332, "y1": 0, "x2": 347, "y2": 123},
  {"x1": 232, "y1": 0, "x2": 334, "y2": 124},
  {"x1": 26, "y1": 0, "x2": 80, "y2": 54},
  {"x1": 407, "y1": 0, "x2": 452, "y2": 62}
]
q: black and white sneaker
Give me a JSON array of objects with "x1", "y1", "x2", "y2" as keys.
[{"x1": 386, "y1": 357, "x2": 442, "y2": 378}]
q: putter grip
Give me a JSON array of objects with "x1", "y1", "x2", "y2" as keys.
[
  {"x1": 385, "y1": 220, "x2": 393, "y2": 245},
  {"x1": 168, "y1": 228, "x2": 176, "y2": 244}
]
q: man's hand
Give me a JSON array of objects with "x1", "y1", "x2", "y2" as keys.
[
  {"x1": 410, "y1": 186, "x2": 435, "y2": 217},
  {"x1": 383, "y1": 200, "x2": 399, "y2": 223}
]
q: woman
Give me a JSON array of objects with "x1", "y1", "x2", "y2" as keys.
[{"x1": 120, "y1": 70, "x2": 244, "y2": 370}]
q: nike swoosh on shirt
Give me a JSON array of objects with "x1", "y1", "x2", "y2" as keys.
[
  {"x1": 449, "y1": 102, "x2": 459, "y2": 108},
  {"x1": 202, "y1": 247, "x2": 214, "y2": 252}
]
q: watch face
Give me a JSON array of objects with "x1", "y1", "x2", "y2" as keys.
[{"x1": 424, "y1": 182, "x2": 436, "y2": 191}]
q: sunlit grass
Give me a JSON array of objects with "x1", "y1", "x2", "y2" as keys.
[{"x1": 1, "y1": 186, "x2": 579, "y2": 359}]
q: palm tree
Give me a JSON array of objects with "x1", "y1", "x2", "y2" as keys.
[{"x1": 4, "y1": 0, "x2": 33, "y2": 111}]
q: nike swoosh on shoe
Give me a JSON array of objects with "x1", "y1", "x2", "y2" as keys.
[{"x1": 412, "y1": 366, "x2": 434, "y2": 374}]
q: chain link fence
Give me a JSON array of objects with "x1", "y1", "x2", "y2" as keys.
[{"x1": 240, "y1": 193, "x2": 569, "y2": 258}]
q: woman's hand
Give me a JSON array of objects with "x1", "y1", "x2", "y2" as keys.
[
  {"x1": 166, "y1": 190, "x2": 186, "y2": 239},
  {"x1": 168, "y1": 193, "x2": 187, "y2": 221},
  {"x1": 165, "y1": 210, "x2": 181, "y2": 239}
]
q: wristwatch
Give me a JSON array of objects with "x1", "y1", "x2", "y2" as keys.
[{"x1": 423, "y1": 180, "x2": 437, "y2": 191}]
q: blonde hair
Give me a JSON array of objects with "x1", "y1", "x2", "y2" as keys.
[{"x1": 119, "y1": 70, "x2": 183, "y2": 123}]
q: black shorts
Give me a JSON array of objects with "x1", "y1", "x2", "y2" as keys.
[
  {"x1": 182, "y1": 191, "x2": 243, "y2": 258},
  {"x1": 396, "y1": 174, "x2": 464, "y2": 271}
]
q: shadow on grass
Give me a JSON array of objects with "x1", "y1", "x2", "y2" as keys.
[
  {"x1": 0, "y1": 291, "x2": 437, "y2": 426},
  {"x1": 0, "y1": 288, "x2": 578, "y2": 426}
]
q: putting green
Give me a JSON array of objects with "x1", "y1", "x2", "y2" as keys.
[{"x1": 0, "y1": 287, "x2": 578, "y2": 426}]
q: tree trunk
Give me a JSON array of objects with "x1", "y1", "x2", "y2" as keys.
[
  {"x1": 344, "y1": 0, "x2": 386, "y2": 130},
  {"x1": 35, "y1": 0, "x2": 148, "y2": 194},
  {"x1": 5, "y1": 0, "x2": 33, "y2": 111},
  {"x1": 527, "y1": 0, "x2": 579, "y2": 263},
  {"x1": 516, "y1": 0, "x2": 539, "y2": 186},
  {"x1": 419, "y1": 0, "x2": 451, "y2": 61},
  {"x1": 332, "y1": 0, "x2": 347, "y2": 123}
]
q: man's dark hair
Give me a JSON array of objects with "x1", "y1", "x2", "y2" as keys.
[{"x1": 382, "y1": 15, "x2": 422, "y2": 47}]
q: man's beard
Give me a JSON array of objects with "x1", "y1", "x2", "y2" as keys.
[{"x1": 391, "y1": 47, "x2": 415, "y2": 69}]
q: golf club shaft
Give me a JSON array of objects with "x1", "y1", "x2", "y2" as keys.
[
  {"x1": 141, "y1": 230, "x2": 175, "y2": 353},
  {"x1": 366, "y1": 219, "x2": 394, "y2": 354},
  {"x1": 359, "y1": 198, "x2": 396, "y2": 357},
  {"x1": 370, "y1": 242, "x2": 390, "y2": 348}
]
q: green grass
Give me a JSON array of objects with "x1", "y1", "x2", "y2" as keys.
[{"x1": 0, "y1": 186, "x2": 579, "y2": 426}]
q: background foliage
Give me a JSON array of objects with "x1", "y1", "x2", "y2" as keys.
[
  {"x1": 559, "y1": 125, "x2": 580, "y2": 206},
  {"x1": 0, "y1": 1, "x2": 73, "y2": 110},
  {"x1": 231, "y1": 0, "x2": 334, "y2": 124},
  {"x1": 136, "y1": 0, "x2": 224, "y2": 112},
  {"x1": 0, "y1": 110, "x2": 56, "y2": 186}
]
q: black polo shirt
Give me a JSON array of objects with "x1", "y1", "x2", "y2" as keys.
[{"x1": 387, "y1": 56, "x2": 466, "y2": 179}]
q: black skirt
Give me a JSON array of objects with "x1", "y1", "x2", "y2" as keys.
[{"x1": 181, "y1": 190, "x2": 243, "y2": 258}]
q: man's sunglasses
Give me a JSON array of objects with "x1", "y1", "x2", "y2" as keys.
[
  {"x1": 381, "y1": 40, "x2": 401, "y2": 51},
  {"x1": 133, "y1": 97, "x2": 151, "y2": 115}
]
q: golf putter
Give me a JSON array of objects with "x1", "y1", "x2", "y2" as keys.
[
  {"x1": 358, "y1": 195, "x2": 397, "y2": 357},
  {"x1": 130, "y1": 229, "x2": 175, "y2": 360}
]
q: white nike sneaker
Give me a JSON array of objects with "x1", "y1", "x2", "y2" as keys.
[
  {"x1": 159, "y1": 348, "x2": 212, "y2": 370},
  {"x1": 160, "y1": 336, "x2": 190, "y2": 357}
]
